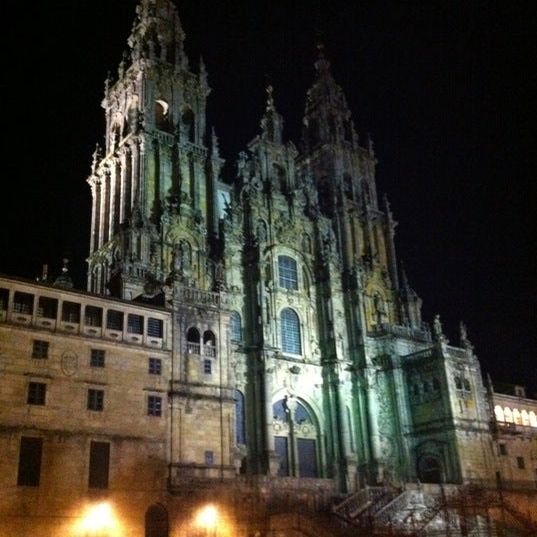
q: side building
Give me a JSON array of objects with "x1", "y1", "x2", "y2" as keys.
[{"x1": 0, "y1": 275, "x2": 174, "y2": 536}]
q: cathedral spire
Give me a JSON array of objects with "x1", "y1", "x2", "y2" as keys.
[
  {"x1": 260, "y1": 85, "x2": 283, "y2": 144},
  {"x1": 302, "y1": 43, "x2": 355, "y2": 150}
]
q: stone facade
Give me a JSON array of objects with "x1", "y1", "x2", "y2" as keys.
[{"x1": 0, "y1": 1, "x2": 535, "y2": 536}]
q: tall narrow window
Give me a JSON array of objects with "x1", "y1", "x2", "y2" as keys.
[
  {"x1": 89, "y1": 441, "x2": 110, "y2": 489},
  {"x1": 281, "y1": 308, "x2": 301, "y2": 354},
  {"x1": 17, "y1": 437, "x2": 43, "y2": 486},
  {"x1": 278, "y1": 256, "x2": 298, "y2": 290},
  {"x1": 235, "y1": 390, "x2": 246, "y2": 445},
  {"x1": 230, "y1": 311, "x2": 242, "y2": 342}
]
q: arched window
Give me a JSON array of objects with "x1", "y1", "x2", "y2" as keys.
[
  {"x1": 494, "y1": 405, "x2": 505, "y2": 422},
  {"x1": 513, "y1": 408, "x2": 522, "y2": 425},
  {"x1": 186, "y1": 327, "x2": 200, "y2": 354},
  {"x1": 503, "y1": 407, "x2": 513, "y2": 423},
  {"x1": 234, "y1": 390, "x2": 246, "y2": 445},
  {"x1": 273, "y1": 398, "x2": 319, "y2": 478},
  {"x1": 278, "y1": 256, "x2": 298, "y2": 290},
  {"x1": 155, "y1": 100, "x2": 170, "y2": 131},
  {"x1": 230, "y1": 311, "x2": 242, "y2": 342},
  {"x1": 145, "y1": 504, "x2": 168, "y2": 537},
  {"x1": 203, "y1": 331, "x2": 216, "y2": 357},
  {"x1": 529, "y1": 411, "x2": 537, "y2": 428},
  {"x1": 521, "y1": 410, "x2": 530, "y2": 426},
  {"x1": 281, "y1": 308, "x2": 301, "y2": 355}
]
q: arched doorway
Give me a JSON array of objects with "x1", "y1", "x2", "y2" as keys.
[
  {"x1": 273, "y1": 397, "x2": 320, "y2": 478},
  {"x1": 145, "y1": 504, "x2": 168, "y2": 537},
  {"x1": 417, "y1": 455, "x2": 442, "y2": 483}
]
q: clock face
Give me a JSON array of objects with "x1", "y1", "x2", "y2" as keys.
[{"x1": 61, "y1": 350, "x2": 78, "y2": 376}]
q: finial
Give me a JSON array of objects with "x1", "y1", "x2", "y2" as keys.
[
  {"x1": 266, "y1": 85, "x2": 275, "y2": 111},
  {"x1": 367, "y1": 133, "x2": 375, "y2": 155},
  {"x1": 199, "y1": 56, "x2": 208, "y2": 86},
  {"x1": 210, "y1": 126, "x2": 220, "y2": 157},
  {"x1": 104, "y1": 71, "x2": 111, "y2": 97},
  {"x1": 400, "y1": 261, "x2": 410, "y2": 289},
  {"x1": 433, "y1": 314, "x2": 443, "y2": 339},
  {"x1": 314, "y1": 42, "x2": 331, "y2": 74},
  {"x1": 459, "y1": 321, "x2": 474, "y2": 351},
  {"x1": 91, "y1": 144, "x2": 102, "y2": 173}
]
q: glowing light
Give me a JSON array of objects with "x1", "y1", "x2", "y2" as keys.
[
  {"x1": 76, "y1": 502, "x2": 119, "y2": 535},
  {"x1": 195, "y1": 504, "x2": 219, "y2": 531}
]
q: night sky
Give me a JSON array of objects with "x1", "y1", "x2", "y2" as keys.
[{"x1": 2, "y1": 1, "x2": 535, "y2": 394}]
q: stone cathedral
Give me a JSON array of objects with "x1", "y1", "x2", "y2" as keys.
[{"x1": 1, "y1": 1, "x2": 536, "y2": 536}]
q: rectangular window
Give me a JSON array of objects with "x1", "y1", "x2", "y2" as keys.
[
  {"x1": 106, "y1": 309, "x2": 124, "y2": 331},
  {"x1": 147, "y1": 317, "x2": 163, "y2": 338},
  {"x1": 127, "y1": 314, "x2": 143, "y2": 335},
  {"x1": 499, "y1": 443, "x2": 508, "y2": 456},
  {"x1": 85, "y1": 305, "x2": 103, "y2": 327},
  {"x1": 62, "y1": 301, "x2": 81, "y2": 323},
  {"x1": 517, "y1": 456, "x2": 525, "y2": 470},
  {"x1": 205, "y1": 450, "x2": 214, "y2": 466},
  {"x1": 203, "y1": 359, "x2": 212, "y2": 375},
  {"x1": 17, "y1": 437, "x2": 43, "y2": 487},
  {"x1": 37, "y1": 297, "x2": 58, "y2": 319},
  {"x1": 148, "y1": 395, "x2": 162, "y2": 417},
  {"x1": 27, "y1": 382, "x2": 46, "y2": 405},
  {"x1": 87, "y1": 389, "x2": 104, "y2": 411},
  {"x1": 88, "y1": 441, "x2": 110, "y2": 489},
  {"x1": 148, "y1": 357, "x2": 162, "y2": 375},
  {"x1": 90, "y1": 349, "x2": 105, "y2": 368},
  {"x1": 297, "y1": 438, "x2": 318, "y2": 478},
  {"x1": 13, "y1": 291, "x2": 34, "y2": 314},
  {"x1": 32, "y1": 340, "x2": 49, "y2": 359}
]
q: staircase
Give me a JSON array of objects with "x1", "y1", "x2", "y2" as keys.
[{"x1": 332, "y1": 486, "x2": 399, "y2": 529}]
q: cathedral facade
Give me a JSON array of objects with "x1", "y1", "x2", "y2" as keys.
[{"x1": 1, "y1": 1, "x2": 535, "y2": 536}]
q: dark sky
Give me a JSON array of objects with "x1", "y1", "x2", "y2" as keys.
[{"x1": 1, "y1": 1, "x2": 535, "y2": 394}]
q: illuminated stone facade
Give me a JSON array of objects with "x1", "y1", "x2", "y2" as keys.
[{"x1": 1, "y1": 1, "x2": 535, "y2": 536}]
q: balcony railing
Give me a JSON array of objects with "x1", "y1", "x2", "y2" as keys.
[
  {"x1": 369, "y1": 323, "x2": 432, "y2": 342},
  {"x1": 176, "y1": 286, "x2": 220, "y2": 308}
]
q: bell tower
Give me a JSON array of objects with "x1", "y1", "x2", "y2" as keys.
[{"x1": 87, "y1": 0, "x2": 221, "y2": 299}]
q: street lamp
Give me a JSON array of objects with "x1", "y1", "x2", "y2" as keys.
[{"x1": 194, "y1": 504, "x2": 219, "y2": 537}]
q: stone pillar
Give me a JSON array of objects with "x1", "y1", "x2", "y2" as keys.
[{"x1": 263, "y1": 357, "x2": 280, "y2": 475}]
